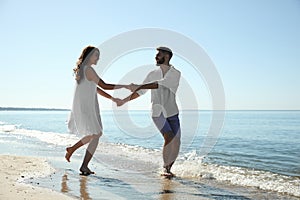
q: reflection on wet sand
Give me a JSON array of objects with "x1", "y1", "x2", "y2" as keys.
[
  {"x1": 61, "y1": 173, "x2": 69, "y2": 193},
  {"x1": 61, "y1": 173, "x2": 91, "y2": 200},
  {"x1": 80, "y1": 175, "x2": 91, "y2": 200},
  {"x1": 159, "y1": 178, "x2": 177, "y2": 200}
]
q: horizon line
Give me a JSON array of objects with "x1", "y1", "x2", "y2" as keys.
[{"x1": 0, "y1": 107, "x2": 300, "y2": 112}]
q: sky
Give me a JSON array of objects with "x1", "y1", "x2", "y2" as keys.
[{"x1": 0, "y1": 0, "x2": 299, "y2": 110}]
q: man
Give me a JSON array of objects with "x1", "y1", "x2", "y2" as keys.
[{"x1": 120, "y1": 46, "x2": 181, "y2": 176}]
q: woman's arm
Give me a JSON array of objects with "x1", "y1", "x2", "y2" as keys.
[
  {"x1": 97, "y1": 87, "x2": 112, "y2": 99},
  {"x1": 98, "y1": 78, "x2": 129, "y2": 90},
  {"x1": 97, "y1": 87, "x2": 120, "y2": 103},
  {"x1": 85, "y1": 66, "x2": 129, "y2": 90},
  {"x1": 122, "y1": 92, "x2": 140, "y2": 102}
]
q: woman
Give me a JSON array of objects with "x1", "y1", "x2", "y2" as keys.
[{"x1": 65, "y1": 45, "x2": 127, "y2": 175}]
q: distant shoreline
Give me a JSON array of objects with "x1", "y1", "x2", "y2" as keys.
[
  {"x1": 0, "y1": 107, "x2": 299, "y2": 112},
  {"x1": 0, "y1": 107, "x2": 70, "y2": 111}
]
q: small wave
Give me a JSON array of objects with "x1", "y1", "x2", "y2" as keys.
[
  {"x1": 0, "y1": 124, "x2": 17, "y2": 132},
  {"x1": 0, "y1": 125, "x2": 162, "y2": 164},
  {"x1": 173, "y1": 155, "x2": 300, "y2": 197},
  {"x1": 0, "y1": 125, "x2": 78, "y2": 146}
]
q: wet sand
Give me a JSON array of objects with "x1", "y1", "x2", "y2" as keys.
[
  {"x1": 0, "y1": 154, "x2": 74, "y2": 200},
  {"x1": 1, "y1": 153, "x2": 298, "y2": 200},
  {"x1": 25, "y1": 152, "x2": 299, "y2": 200}
]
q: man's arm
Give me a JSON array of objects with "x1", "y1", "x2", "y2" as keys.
[
  {"x1": 130, "y1": 69, "x2": 180, "y2": 93},
  {"x1": 129, "y1": 82, "x2": 158, "y2": 92},
  {"x1": 119, "y1": 82, "x2": 158, "y2": 107},
  {"x1": 119, "y1": 73, "x2": 155, "y2": 106},
  {"x1": 121, "y1": 92, "x2": 141, "y2": 105},
  {"x1": 156, "y1": 70, "x2": 181, "y2": 93},
  {"x1": 137, "y1": 82, "x2": 158, "y2": 90},
  {"x1": 117, "y1": 91, "x2": 144, "y2": 107}
]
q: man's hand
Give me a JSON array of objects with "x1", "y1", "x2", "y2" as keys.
[{"x1": 128, "y1": 83, "x2": 140, "y2": 92}]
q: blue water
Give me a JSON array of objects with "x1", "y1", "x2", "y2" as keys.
[
  {"x1": 0, "y1": 110, "x2": 299, "y2": 177},
  {"x1": 209, "y1": 110, "x2": 300, "y2": 177},
  {"x1": 0, "y1": 110, "x2": 300, "y2": 197}
]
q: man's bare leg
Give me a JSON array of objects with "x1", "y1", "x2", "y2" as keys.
[
  {"x1": 163, "y1": 132, "x2": 180, "y2": 175},
  {"x1": 168, "y1": 135, "x2": 181, "y2": 172},
  {"x1": 162, "y1": 132, "x2": 175, "y2": 173}
]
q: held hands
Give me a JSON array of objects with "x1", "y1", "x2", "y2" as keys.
[
  {"x1": 125, "y1": 83, "x2": 140, "y2": 92},
  {"x1": 111, "y1": 83, "x2": 139, "y2": 107},
  {"x1": 112, "y1": 98, "x2": 126, "y2": 107}
]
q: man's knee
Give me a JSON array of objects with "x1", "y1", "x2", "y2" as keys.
[{"x1": 163, "y1": 131, "x2": 175, "y2": 144}]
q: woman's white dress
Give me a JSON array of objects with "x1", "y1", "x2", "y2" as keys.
[{"x1": 68, "y1": 65, "x2": 102, "y2": 136}]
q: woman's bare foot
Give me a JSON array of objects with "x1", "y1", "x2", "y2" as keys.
[
  {"x1": 65, "y1": 147, "x2": 74, "y2": 162},
  {"x1": 80, "y1": 166, "x2": 95, "y2": 174}
]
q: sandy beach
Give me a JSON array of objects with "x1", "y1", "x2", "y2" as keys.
[
  {"x1": 0, "y1": 155, "x2": 75, "y2": 200},
  {"x1": 0, "y1": 152, "x2": 298, "y2": 200}
]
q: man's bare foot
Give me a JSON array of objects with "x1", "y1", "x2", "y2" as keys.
[
  {"x1": 161, "y1": 167, "x2": 175, "y2": 178},
  {"x1": 164, "y1": 165, "x2": 171, "y2": 173},
  {"x1": 65, "y1": 147, "x2": 73, "y2": 162}
]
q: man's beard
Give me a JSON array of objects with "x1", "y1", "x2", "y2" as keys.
[{"x1": 156, "y1": 57, "x2": 165, "y2": 65}]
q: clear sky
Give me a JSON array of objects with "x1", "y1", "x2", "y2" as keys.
[{"x1": 1, "y1": 0, "x2": 299, "y2": 110}]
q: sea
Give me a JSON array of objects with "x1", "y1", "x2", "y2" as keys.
[{"x1": 0, "y1": 109, "x2": 299, "y2": 199}]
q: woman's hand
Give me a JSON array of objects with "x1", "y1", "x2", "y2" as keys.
[{"x1": 112, "y1": 98, "x2": 126, "y2": 107}]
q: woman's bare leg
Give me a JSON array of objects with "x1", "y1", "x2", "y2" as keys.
[
  {"x1": 80, "y1": 134, "x2": 100, "y2": 174},
  {"x1": 65, "y1": 135, "x2": 94, "y2": 162}
]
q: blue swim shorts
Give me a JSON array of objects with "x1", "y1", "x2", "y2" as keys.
[{"x1": 152, "y1": 113, "x2": 181, "y2": 138}]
